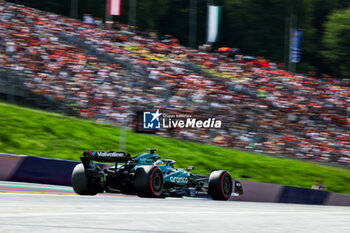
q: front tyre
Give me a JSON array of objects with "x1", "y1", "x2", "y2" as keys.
[
  {"x1": 208, "y1": 170, "x2": 233, "y2": 200},
  {"x1": 71, "y1": 163, "x2": 99, "y2": 195},
  {"x1": 134, "y1": 165, "x2": 163, "y2": 198}
]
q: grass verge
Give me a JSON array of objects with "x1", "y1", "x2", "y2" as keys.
[{"x1": 0, "y1": 102, "x2": 349, "y2": 194}]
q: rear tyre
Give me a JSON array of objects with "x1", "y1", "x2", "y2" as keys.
[
  {"x1": 134, "y1": 165, "x2": 163, "y2": 198},
  {"x1": 208, "y1": 170, "x2": 233, "y2": 200},
  {"x1": 71, "y1": 163, "x2": 99, "y2": 195}
]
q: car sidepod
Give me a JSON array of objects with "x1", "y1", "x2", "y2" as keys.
[{"x1": 164, "y1": 170, "x2": 190, "y2": 186}]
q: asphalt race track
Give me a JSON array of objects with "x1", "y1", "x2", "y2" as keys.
[{"x1": 0, "y1": 181, "x2": 349, "y2": 233}]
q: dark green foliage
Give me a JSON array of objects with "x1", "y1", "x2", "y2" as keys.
[
  {"x1": 322, "y1": 8, "x2": 350, "y2": 79},
  {"x1": 9, "y1": 0, "x2": 71, "y2": 16}
]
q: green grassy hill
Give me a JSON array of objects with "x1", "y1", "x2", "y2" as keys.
[{"x1": 0, "y1": 102, "x2": 349, "y2": 194}]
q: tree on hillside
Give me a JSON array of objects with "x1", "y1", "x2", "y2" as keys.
[
  {"x1": 323, "y1": 8, "x2": 350, "y2": 79},
  {"x1": 311, "y1": 0, "x2": 350, "y2": 76},
  {"x1": 221, "y1": 0, "x2": 316, "y2": 71}
]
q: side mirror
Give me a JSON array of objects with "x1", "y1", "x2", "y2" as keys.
[
  {"x1": 187, "y1": 166, "x2": 194, "y2": 171},
  {"x1": 147, "y1": 148, "x2": 157, "y2": 154}
]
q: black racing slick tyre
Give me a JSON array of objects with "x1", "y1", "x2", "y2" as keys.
[
  {"x1": 71, "y1": 163, "x2": 99, "y2": 195},
  {"x1": 134, "y1": 165, "x2": 163, "y2": 198},
  {"x1": 208, "y1": 170, "x2": 233, "y2": 200}
]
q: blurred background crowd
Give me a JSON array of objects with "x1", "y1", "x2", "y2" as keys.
[{"x1": 0, "y1": 2, "x2": 349, "y2": 165}]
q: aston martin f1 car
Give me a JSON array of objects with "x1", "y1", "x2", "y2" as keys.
[{"x1": 71, "y1": 149, "x2": 243, "y2": 200}]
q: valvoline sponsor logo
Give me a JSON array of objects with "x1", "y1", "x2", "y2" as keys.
[
  {"x1": 87, "y1": 151, "x2": 125, "y2": 157},
  {"x1": 96, "y1": 152, "x2": 126, "y2": 157}
]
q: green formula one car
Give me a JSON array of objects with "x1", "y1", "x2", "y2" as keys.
[{"x1": 71, "y1": 149, "x2": 243, "y2": 200}]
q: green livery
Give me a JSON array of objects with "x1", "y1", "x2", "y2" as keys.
[{"x1": 71, "y1": 148, "x2": 243, "y2": 200}]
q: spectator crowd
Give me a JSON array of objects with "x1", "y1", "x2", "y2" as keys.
[{"x1": 0, "y1": 2, "x2": 349, "y2": 165}]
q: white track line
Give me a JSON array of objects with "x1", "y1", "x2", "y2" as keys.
[{"x1": 0, "y1": 211, "x2": 349, "y2": 218}]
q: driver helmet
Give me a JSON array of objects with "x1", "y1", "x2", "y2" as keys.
[{"x1": 154, "y1": 160, "x2": 165, "y2": 166}]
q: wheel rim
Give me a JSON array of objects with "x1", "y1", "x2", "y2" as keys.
[
  {"x1": 222, "y1": 175, "x2": 232, "y2": 195},
  {"x1": 152, "y1": 171, "x2": 162, "y2": 192}
]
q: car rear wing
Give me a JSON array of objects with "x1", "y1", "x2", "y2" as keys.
[{"x1": 82, "y1": 151, "x2": 132, "y2": 163}]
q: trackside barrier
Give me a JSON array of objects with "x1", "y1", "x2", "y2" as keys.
[
  {"x1": 0, "y1": 154, "x2": 26, "y2": 180},
  {"x1": 230, "y1": 180, "x2": 283, "y2": 202},
  {"x1": 231, "y1": 179, "x2": 350, "y2": 206},
  {"x1": 1, "y1": 153, "x2": 350, "y2": 205},
  {"x1": 0, "y1": 153, "x2": 110, "y2": 186},
  {"x1": 0, "y1": 154, "x2": 79, "y2": 186},
  {"x1": 277, "y1": 186, "x2": 329, "y2": 205}
]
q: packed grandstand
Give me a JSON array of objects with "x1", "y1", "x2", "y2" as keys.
[{"x1": 0, "y1": 2, "x2": 349, "y2": 165}]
